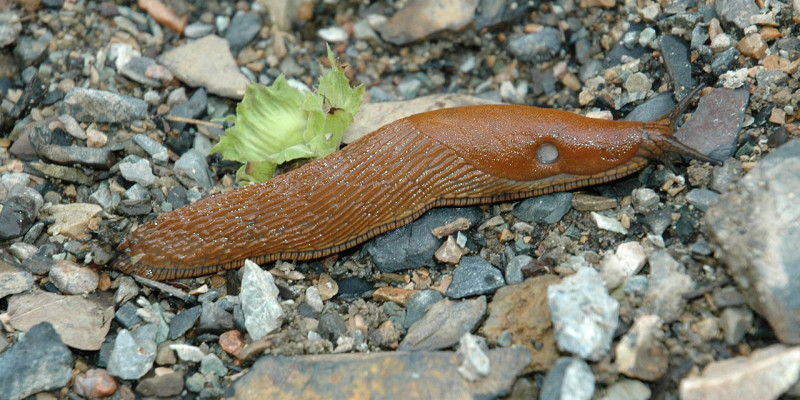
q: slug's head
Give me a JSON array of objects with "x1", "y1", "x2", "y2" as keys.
[{"x1": 636, "y1": 85, "x2": 723, "y2": 167}]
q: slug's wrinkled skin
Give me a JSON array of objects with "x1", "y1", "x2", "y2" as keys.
[{"x1": 115, "y1": 89, "x2": 718, "y2": 280}]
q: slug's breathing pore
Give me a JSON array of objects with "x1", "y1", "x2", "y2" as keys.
[{"x1": 114, "y1": 88, "x2": 720, "y2": 280}]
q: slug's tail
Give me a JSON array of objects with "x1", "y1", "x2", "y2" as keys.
[{"x1": 638, "y1": 85, "x2": 723, "y2": 166}]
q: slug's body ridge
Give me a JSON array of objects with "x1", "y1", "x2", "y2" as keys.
[{"x1": 115, "y1": 92, "x2": 716, "y2": 280}]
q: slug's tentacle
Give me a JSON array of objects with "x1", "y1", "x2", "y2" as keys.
[{"x1": 114, "y1": 91, "x2": 719, "y2": 280}]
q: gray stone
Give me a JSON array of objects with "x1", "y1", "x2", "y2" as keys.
[
  {"x1": 675, "y1": 88, "x2": 749, "y2": 161},
  {"x1": 686, "y1": 188, "x2": 720, "y2": 212},
  {"x1": 240, "y1": 260, "x2": 284, "y2": 340},
  {"x1": 505, "y1": 255, "x2": 531, "y2": 285},
  {"x1": 705, "y1": 141, "x2": 800, "y2": 343},
  {"x1": 0, "y1": 12, "x2": 21, "y2": 47},
  {"x1": 404, "y1": 290, "x2": 444, "y2": 329},
  {"x1": 507, "y1": 27, "x2": 563, "y2": 63},
  {"x1": 107, "y1": 324, "x2": 157, "y2": 380},
  {"x1": 157, "y1": 35, "x2": 249, "y2": 99},
  {"x1": 615, "y1": 315, "x2": 669, "y2": 381},
  {"x1": 659, "y1": 35, "x2": 695, "y2": 99},
  {"x1": 400, "y1": 296, "x2": 487, "y2": 351},
  {"x1": 169, "y1": 305, "x2": 201, "y2": 340},
  {"x1": 89, "y1": 182, "x2": 120, "y2": 210},
  {"x1": 446, "y1": 256, "x2": 505, "y2": 299},
  {"x1": 715, "y1": 0, "x2": 760, "y2": 30},
  {"x1": 712, "y1": 47, "x2": 740, "y2": 76},
  {"x1": 721, "y1": 307, "x2": 753, "y2": 345},
  {"x1": 115, "y1": 301, "x2": 142, "y2": 330},
  {"x1": 548, "y1": 268, "x2": 619, "y2": 361},
  {"x1": 48, "y1": 260, "x2": 99, "y2": 295},
  {"x1": 367, "y1": 207, "x2": 482, "y2": 272},
  {"x1": 0, "y1": 322, "x2": 73, "y2": 400},
  {"x1": 136, "y1": 369, "x2": 184, "y2": 397},
  {"x1": 119, "y1": 56, "x2": 172, "y2": 87},
  {"x1": 540, "y1": 357, "x2": 595, "y2": 400},
  {"x1": 631, "y1": 188, "x2": 660, "y2": 213},
  {"x1": 513, "y1": 192, "x2": 573, "y2": 224},
  {"x1": 200, "y1": 353, "x2": 228, "y2": 377},
  {"x1": 174, "y1": 149, "x2": 212, "y2": 188},
  {"x1": 13, "y1": 31, "x2": 51, "y2": 66},
  {"x1": 624, "y1": 92, "x2": 675, "y2": 123},
  {"x1": 0, "y1": 195, "x2": 37, "y2": 240},
  {"x1": 168, "y1": 88, "x2": 207, "y2": 132},
  {"x1": 318, "y1": 312, "x2": 347, "y2": 342},
  {"x1": 475, "y1": 0, "x2": 536, "y2": 29},
  {"x1": 198, "y1": 301, "x2": 234, "y2": 335},
  {"x1": 62, "y1": 87, "x2": 148, "y2": 123},
  {"x1": 641, "y1": 250, "x2": 695, "y2": 323},
  {"x1": 605, "y1": 379, "x2": 652, "y2": 400},
  {"x1": 119, "y1": 157, "x2": 156, "y2": 186},
  {"x1": 710, "y1": 158, "x2": 742, "y2": 193},
  {"x1": 133, "y1": 134, "x2": 169, "y2": 163},
  {"x1": 225, "y1": 11, "x2": 261, "y2": 50},
  {"x1": 184, "y1": 21, "x2": 215, "y2": 38}
]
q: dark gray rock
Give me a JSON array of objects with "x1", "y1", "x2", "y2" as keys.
[
  {"x1": 514, "y1": 193, "x2": 573, "y2": 224},
  {"x1": 119, "y1": 56, "x2": 171, "y2": 87},
  {"x1": 0, "y1": 195, "x2": 37, "y2": 240},
  {"x1": 62, "y1": 87, "x2": 148, "y2": 123},
  {"x1": 225, "y1": 11, "x2": 261, "y2": 50},
  {"x1": 137, "y1": 369, "x2": 184, "y2": 397},
  {"x1": 335, "y1": 276, "x2": 374, "y2": 299},
  {"x1": 705, "y1": 140, "x2": 800, "y2": 344},
  {"x1": 475, "y1": 0, "x2": 536, "y2": 29},
  {"x1": 399, "y1": 296, "x2": 487, "y2": 351},
  {"x1": 37, "y1": 145, "x2": 113, "y2": 169},
  {"x1": 446, "y1": 256, "x2": 505, "y2": 299},
  {"x1": 115, "y1": 301, "x2": 142, "y2": 330},
  {"x1": 133, "y1": 133, "x2": 169, "y2": 163},
  {"x1": 169, "y1": 88, "x2": 207, "y2": 132},
  {"x1": 715, "y1": 0, "x2": 760, "y2": 30},
  {"x1": 198, "y1": 301, "x2": 234, "y2": 334},
  {"x1": 0, "y1": 322, "x2": 73, "y2": 400},
  {"x1": 169, "y1": 305, "x2": 201, "y2": 340},
  {"x1": 504, "y1": 255, "x2": 531, "y2": 285},
  {"x1": 659, "y1": 35, "x2": 695, "y2": 99},
  {"x1": 540, "y1": 357, "x2": 595, "y2": 400},
  {"x1": 712, "y1": 47, "x2": 740, "y2": 76},
  {"x1": 507, "y1": 27, "x2": 562, "y2": 63},
  {"x1": 13, "y1": 31, "x2": 51, "y2": 67},
  {"x1": 624, "y1": 92, "x2": 676, "y2": 122},
  {"x1": 404, "y1": 290, "x2": 444, "y2": 329},
  {"x1": 676, "y1": 87, "x2": 749, "y2": 162},
  {"x1": 318, "y1": 312, "x2": 347, "y2": 342},
  {"x1": 367, "y1": 207, "x2": 482, "y2": 272}
]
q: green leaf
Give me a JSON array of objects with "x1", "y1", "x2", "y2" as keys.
[{"x1": 211, "y1": 45, "x2": 364, "y2": 184}]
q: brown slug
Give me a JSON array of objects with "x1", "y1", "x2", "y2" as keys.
[{"x1": 114, "y1": 87, "x2": 719, "y2": 280}]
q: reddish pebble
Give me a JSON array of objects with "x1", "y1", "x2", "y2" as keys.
[
  {"x1": 74, "y1": 369, "x2": 118, "y2": 398},
  {"x1": 220, "y1": 330, "x2": 246, "y2": 357}
]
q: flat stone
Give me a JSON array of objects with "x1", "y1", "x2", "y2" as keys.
[
  {"x1": 641, "y1": 250, "x2": 695, "y2": 323},
  {"x1": 133, "y1": 134, "x2": 169, "y2": 163},
  {"x1": 659, "y1": 35, "x2": 695, "y2": 99},
  {"x1": 404, "y1": 290, "x2": 444, "y2": 329},
  {"x1": 38, "y1": 144, "x2": 113, "y2": 169},
  {"x1": 168, "y1": 305, "x2": 201, "y2": 340},
  {"x1": 8, "y1": 291, "x2": 114, "y2": 350},
  {"x1": 548, "y1": 268, "x2": 619, "y2": 361},
  {"x1": 137, "y1": 368, "x2": 184, "y2": 397},
  {"x1": 174, "y1": 149, "x2": 212, "y2": 188},
  {"x1": 705, "y1": 140, "x2": 800, "y2": 343},
  {"x1": 119, "y1": 56, "x2": 172, "y2": 87},
  {"x1": 445, "y1": 256, "x2": 505, "y2": 299},
  {"x1": 379, "y1": 0, "x2": 479, "y2": 45},
  {"x1": 0, "y1": 259, "x2": 33, "y2": 299},
  {"x1": 107, "y1": 325, "x2": 158, "y2": 380},
  {"x1": 481, "y1": 276, "x2": 561, "y2": 372},
  {"x1": 675, "y1": 88, "x2": 749, "y2": 161},
  {"x1": 508, "y1": 27, "x2": 563, "y2": 63},
  {"x1": 679, "y1": 344, "x2": 800, "y2": 400},
  {"x1": 115, "y1": 301, "x2": 142, "y2": 330},
  {"x1": 715, "y1": 0, "x2": 761, "y2": 30},
  {"x1": 0, "y1": 322, "x2": 73, "y2": 400},
  {"x1": 228, "y1": 347, "x2": 531, "y2": 399},
  {"x1": 48, "y1": 259, "x2": 99, "y2": 295},
  {"x1": 367, "y1": 207, "x2": 482, "y2": 273},
  {"x1": 240, "y1": 260, "x2": 284, "y2": 340},
  {"x1": 225, "y1": 11, "x2": 261, "y2": 50},
  {"x1": 686, "y1": 188, "x2": 720, "y2": 212},
  {"x1": 41, "y1": 203, "x2": 102, "y2": 239},
  {"x1": 157, "y1": 35, "x2": 249, "y2": 99},
  {"x1": 61, "y1": 87, "x2": 147, "y2": 123},
  {"x1": 571, "y1": 194, "x2": 617, "y2": 212},
  {"x1": 400, "y1": 296, "x2": 486, "y2": 351},
  {"x1": 513, "y1": 192, "x2": 574, "y2": 224}
]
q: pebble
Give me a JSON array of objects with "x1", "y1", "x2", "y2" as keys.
[
  {"x1": 73, "y1": 369, "x2": 118, "y2": 399},
  {"x1": 481, "y1": 275, "x2": 561, "y2": 371},
  {"x1": 57, "y1": 113, "x2": 86, "y2": 139},
  {"x1": 184, "y1": 21, "x2": 215, "y2": 38},
  {"x1": 169, "y1": 344, "x2": 205, "y2": 363},
  {"x1": 600, "y1": 241, "x2": 647, "y2": 290},
  {"x1": 157, "y1": 35, "x2": 249, "y2": 99},
  {"x1": 446, "y1": 256, "x2": 505, "y2": 299},
  {"x1": 114, "y1": 301, "x2": 142, "y2": 330},
  {"x1": 107, "y1": 324, "x2": 158, "y2": 380},
  {"x1": 174, "y1": 149, "x2": 213, "y2": 188},
  {"x1": 641, "y1": 250, "x2": 694, "y2": 323},
  {"x1": 219, "y1": 330, "x2": 245, "y2": 357},
  {"x1": 737, "y1": 33, "x2": 768, "y2": 59},
  {"x1": 240, "y1": 260, "x2": 284, "y2": 340},
  {"x1": 675, "y1": 87, "x2": 749, "y2": 160},
  {"x1": 304, "y1": 286, "x2": 324, "y2": 313},
  {"x1": 318, "y1": 26, "x2": 349, "y2": 42},
  {"x1": 456, "y1": 333, "x2": 490, "y2": 381},
  {"x1": 571, "y1": 194, "x2": 617, "y2": 212},
  {"x1": 591, "y1": 212, "x2": 628, "y2": 235},
  {"x1": 0, "y1": 194, "x2": 38, "y2": 240},
  {"x1": 0, "y1": 322, "x2": 73, "y2": 400},
  {"x1": 705, "y1": 141, "x2": 800, "y2": 343},
  {"x1": 616, "y1": 315, "x2": 669, "y2": 381},
  {"x1": 318, "y1": 312, "x2": 347, "y2": 342},
  {"x1": 507, "y1": 27, "x2": 563, "y2": 63},
  {"x1": 48, "y1": 260, "x2": 99, "y2": 295},
  {"x1": 404, "y1": 290, "x2": 444, "y2": 329},
  {"x1": 335, "y1": 276, "x2": 373, "y2": 299},
  {"x1": 118, "y1": 157, "x2": 156, "y2": 186},
  {"x1": 715, "y1": 0, "x2": 760, "y2": 30},
  {"x1": 630, "y1": 188, "x2": 659, "y2": 213},
  {"x1": 548, "y1": 268, "x2": 619, "y2": 361},
  {"x1": 379, "y1": 0, "x2": 479, "y2": 45},
  {"x1": 0, "y1": 259, "x2": 34, "y2": 298},
  {"x1": 540, "y1": 357, "x2": 595, "y2": 400},
  {"x1": 119, "y1": 56, "x2": 173, "y2": 87},
  {"x1": 685, "y1": 188, "x2": 720, "y2": 212},
  {"x1": 605, "y1": 379, "x2": 651, "y2": 400},
  {"x1": 168, "y1": 87, "x2": 208, "y2": 132},
  {"x1": 0, "y1": 12, "x2": 21, "y2": 46},
  {"x1": 136, "y1": 368, "x2": 184, "y2": 397},
  {"x1": 225, "y1": 11, "x2": 261, "y2": 50},
  {"x1": 659, "y1": 35, "x2": 694, "y2": 99},
  {"x1": 367, "y1": 207, "x2": 482, "y2": 272},
  {"x1": 399, "y1": 296, "x2": 486, "y2": 351},
  {"x1": 513, "y1": 192, "x2": 573, "y2": 224},
  {"x1": 42, "y1": 203, "x2": 102, "y2": 239},
  {"x1": 133, "y1": 134, "x2": 169, "y2": 163},
  {"x1": 197, "y1": 300, "x2": 234, "y2": 334},
  {"x1": 434, "y1": 235, "x2": 469, "y2": 265},
  {"x1": 504, "y1": 254, "x2": 531, "y2": 285},
  {"x1": 720, "y1": 307, "x2": 753, "y2": 345},
  {"x1": 679, "y1": 345, "x2": 800, "y2": 400},
  {"x1": 200, "y1": 353, "x2": 228, "y2": 377},
  {"x1": 168, "y1": 305, "x2": 201, "y2": 340},
  {"x1": 61, "y1": 87, "x2": 147, "y2": 123},
  {"x1": 317, "y1": 273, "x2": 339, "y2": 300}
]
